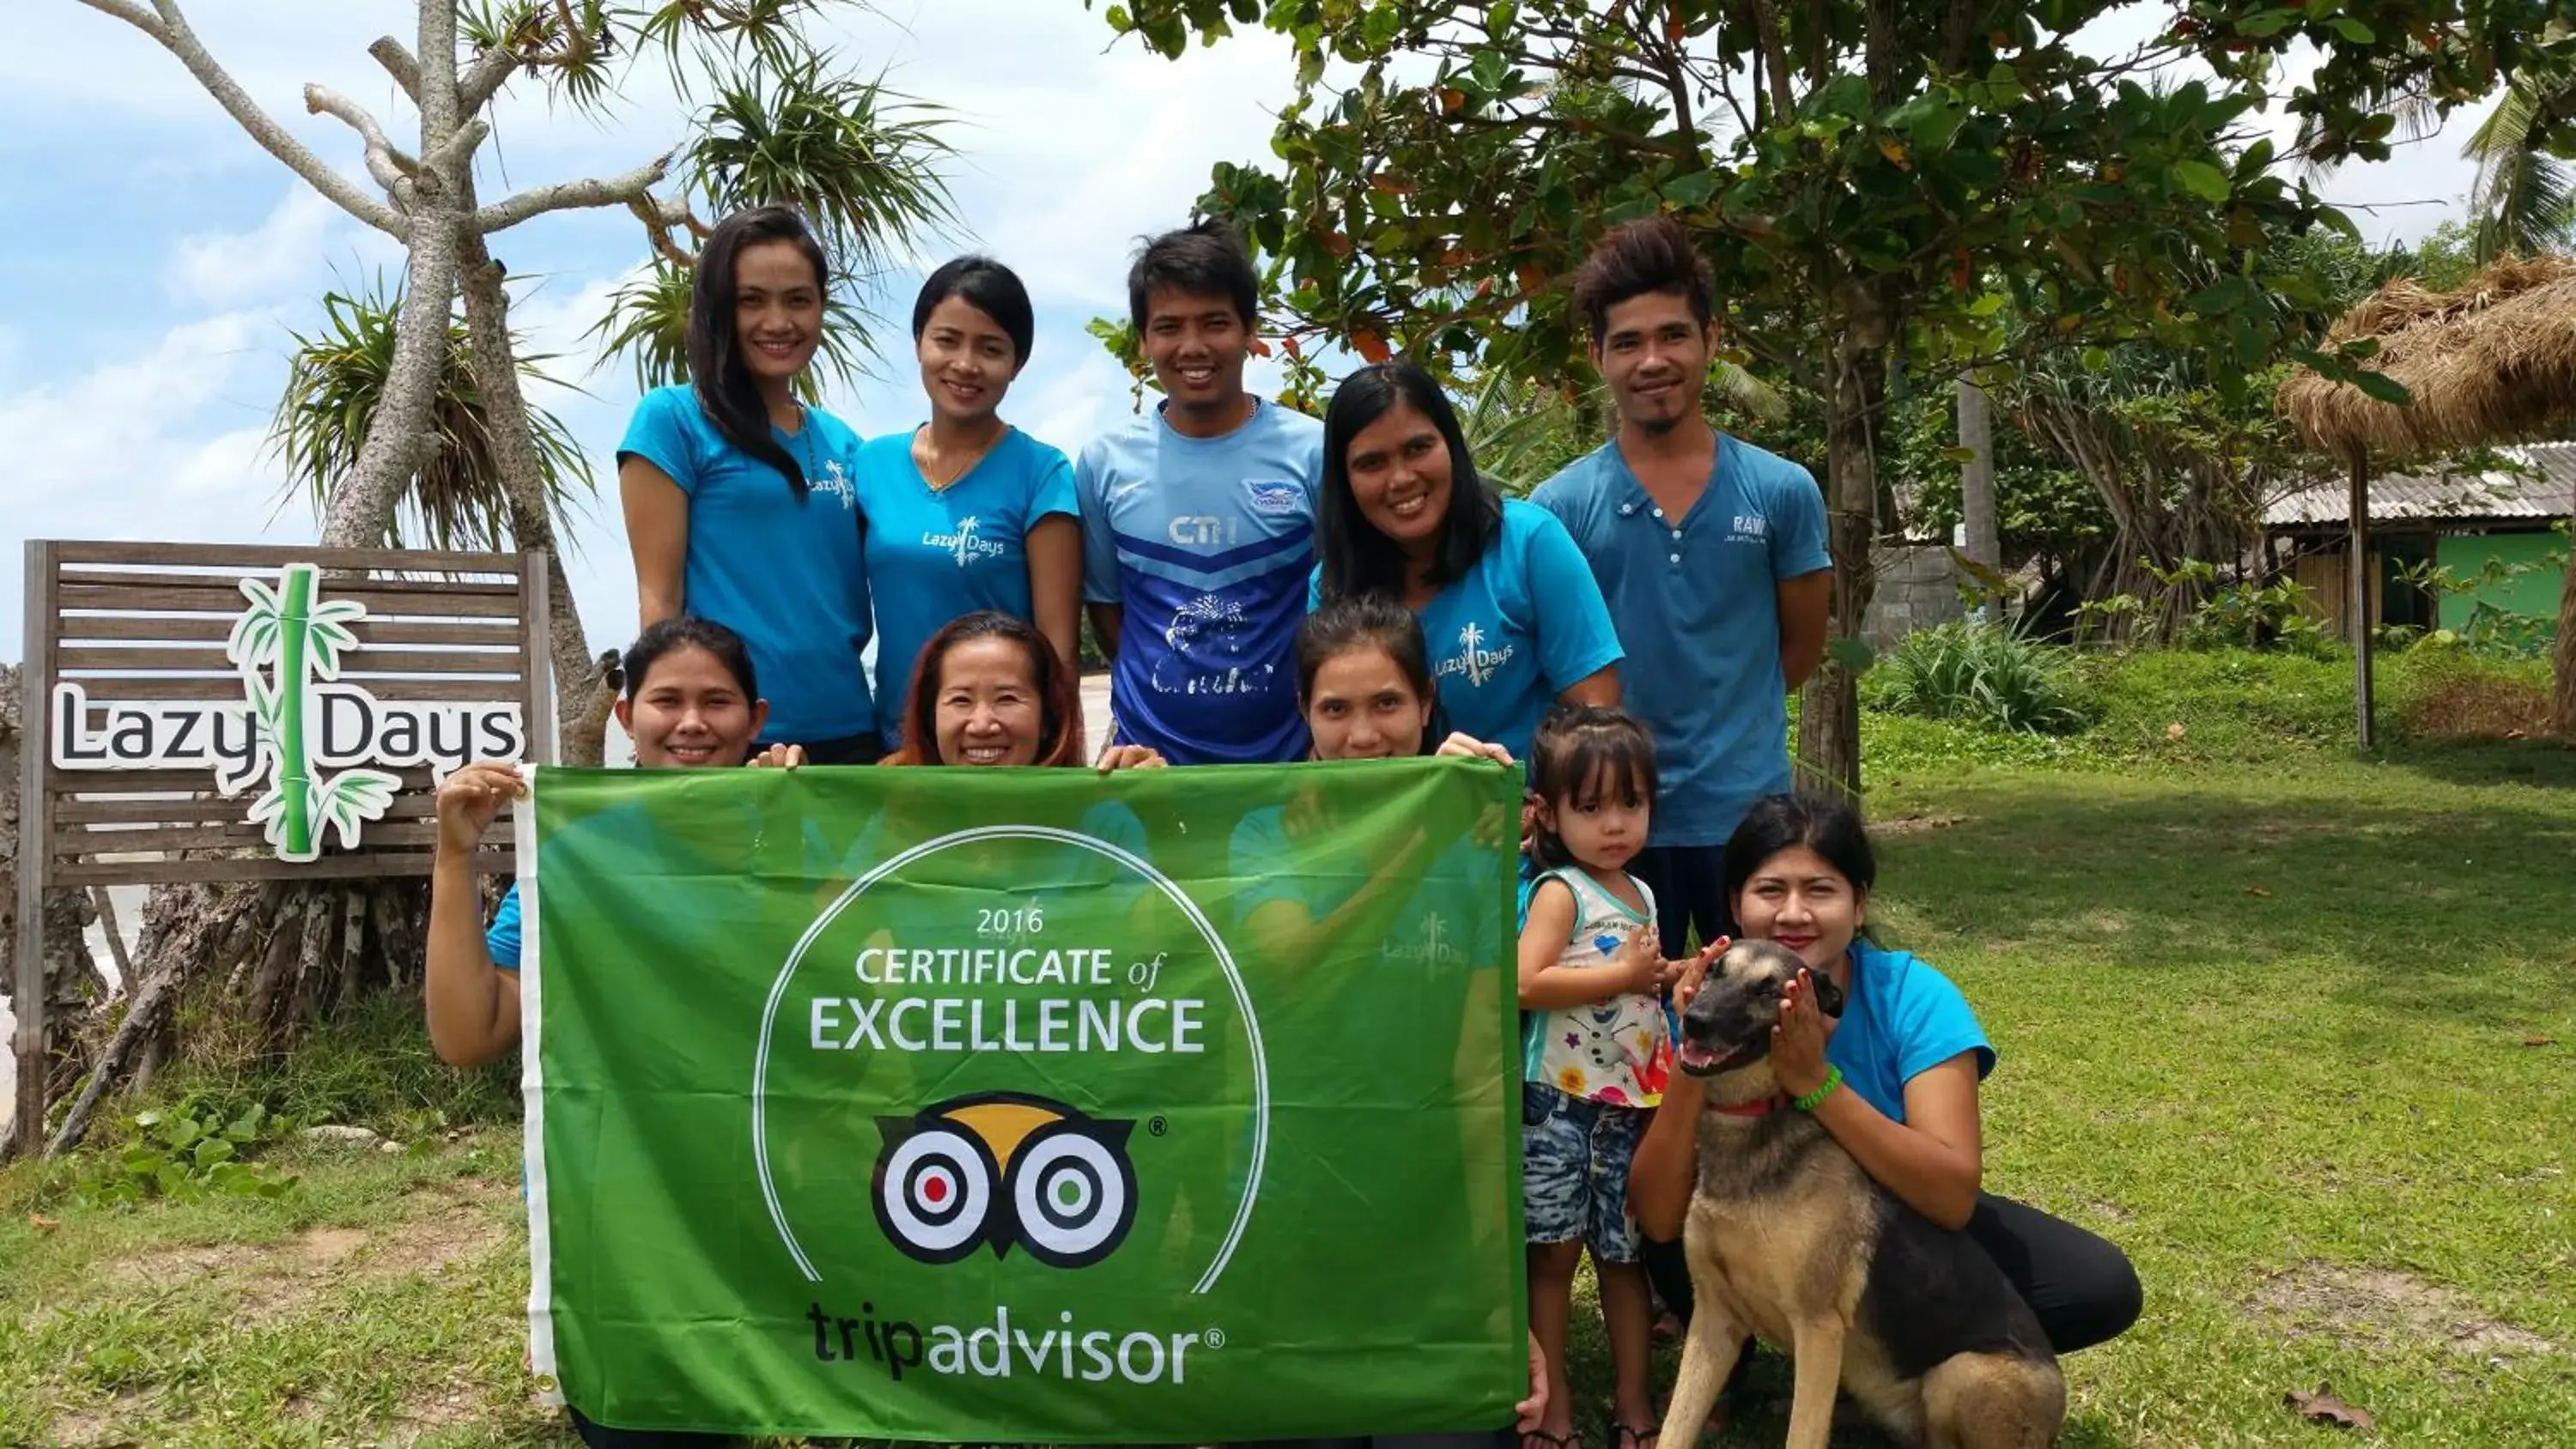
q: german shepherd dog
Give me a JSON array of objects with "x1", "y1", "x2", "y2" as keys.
[{"x1": 1656, "y1": 941, "x2": 2064, "y2": 1449}]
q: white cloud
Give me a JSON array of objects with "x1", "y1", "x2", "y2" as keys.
[
  {"x1": 0, "y1": 309, "x2": 310, "y2": 649},
  {"x1": 165, "y1": 188, "x2": 347, "y2": 306}
]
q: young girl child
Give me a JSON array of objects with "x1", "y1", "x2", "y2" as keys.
[{"x1": 1516, "y1": 705, "x2": 1703, "y2": 1449}]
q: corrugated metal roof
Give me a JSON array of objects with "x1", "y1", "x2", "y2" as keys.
[{"x1": 2265, "y1": 442, "x2": 2576, "y2": 527}]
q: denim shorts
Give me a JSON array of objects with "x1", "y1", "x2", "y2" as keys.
[{"x1": 1522, "y1": 1081, "x2": 1647, "y2": 1264}]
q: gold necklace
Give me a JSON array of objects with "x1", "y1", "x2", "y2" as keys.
[{"x1": 914, "y1": 423, "x2": 1004, "y2": 493}]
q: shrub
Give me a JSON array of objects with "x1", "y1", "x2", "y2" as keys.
[
  {"x1": 2182, "y1": 579, "x2": 2338, "y2": 658},
  {"x1": 78, "y1": 1095, "x2": 297, "y2": 1207},
  {"x1": 1860, "y1": 622, "x2": 2098, "y2": 735}
]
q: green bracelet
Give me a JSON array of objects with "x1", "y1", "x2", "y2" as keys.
[{"x1": 1792, "y1": 1066, "x2": 1843, "y2": 1113}]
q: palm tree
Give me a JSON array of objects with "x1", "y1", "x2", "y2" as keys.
[
  {"x1": 2293, "y1": 20, "x2": 2574, "y2": 264},
  {"x1": 271, "y1": 278, "x2": 592, "y2": 554},
  {"x1": 2464, "y1": 63, "x2": 2576, "y2": 261}
]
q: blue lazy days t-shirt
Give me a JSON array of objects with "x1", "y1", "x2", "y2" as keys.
[
  {"x1": 1821, "y1": 943, "x2": 1996, "y2": 1123},
  {"x1": 1531, "y1": 434, "x2": 1829, "y2": 847},
  {"x1": 854, "y1": 427, "x2": 1080, "y2": 747},
  {"x1": 1078, "y1": 399, "x2": 1324, "y2": 764},
  {"x1": 619, "y1": 385, "x2": 874, "y2": 748},
  {"x1": 1309, "y1": 499, "x2": 1622, "y2": 767},
  {"x1": 488, "y1": 882, "x2": 525, "y2": 970}
]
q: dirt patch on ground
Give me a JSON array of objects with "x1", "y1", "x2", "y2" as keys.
[
  {"x1": 2251, "y1": 1260, "x2": 2561, "y2": 1363},
  {"x1": 1873, "y1": 810, "x2": 1968, "y2": 836},
  {"x1": 47, "y1": 1392, "x2": 151, "y2": 1448},
  {"x1": 103, "y1": 1176, "x2": 516, "y2": 1320}
]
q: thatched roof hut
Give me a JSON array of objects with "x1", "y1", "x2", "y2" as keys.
[
  {"x1": 2279, "y1": 253, "x2": 2576, "y2": 749},
  {"x1": 2280, "y1": 254, "x2": 2576, "y2": 462}
]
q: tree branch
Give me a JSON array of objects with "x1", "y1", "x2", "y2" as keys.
[
  {"x1": 1745, "y1": 0, "x2": 1798, "y2": 118},
  {"x1": 72, "y1": 0, "x2": 407, "y2": 237},
  {"x1": 368, "y1": 36, "x2": 420, "y2": 100},
  {"x1": 422, "y1": 118, "x2": 492, "y2": 180},
  {"x1": 459, "y1": 48, "x2": 520, "y2": 113},
  {"x1": 304, "y1": 84, "x2": 418, "y2": 206},
  {"x1": 73, "y1": 0, "x2": 163, "y2": 36},
  {"x1": 474, "y1": 152, "x2": 676, "y2": 235},
  {"x1": 458, "y1": 0, "x2": 595, "y2": 113}
]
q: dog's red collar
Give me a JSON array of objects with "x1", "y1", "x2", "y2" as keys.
[{"x1": 1710, "y1": 1094, "x2": 1789, "y2": 1118}]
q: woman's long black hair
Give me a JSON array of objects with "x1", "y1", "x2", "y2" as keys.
[
  {"x1": 689, "y1": 205, "x2": 829, "y2": 496},
  {"x1": 1316, "y1": 361, "x2": 1504, "y2": 602}
]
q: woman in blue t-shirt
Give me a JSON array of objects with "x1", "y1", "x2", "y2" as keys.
[
  {"x1": 1312, "y1": 361, "x2": 1623, "y2": 767},
  {"x1": 856, "y1": 257, "x2": 1082, "y2": 750},
  {"x1": 428, "y1": 615, "x2": 795, "y2": 1449},
  {"x1": 618, "y1": 206, "x2": 878, "y2": 764},
  {"x1": 1221, "y1": 595, "x2": 1545, "y2": 1449},
  {"x1": 1627, "y1": 793, "x2": 2142, "y2": 1392}
]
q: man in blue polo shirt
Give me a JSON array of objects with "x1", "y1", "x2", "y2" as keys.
[
  {"x1": 1532, "y1": 217, "x2": 1832, "y2": 957},
  {"x1": 1079, "y1": 221, "x2": 1324, "y2": 764}
]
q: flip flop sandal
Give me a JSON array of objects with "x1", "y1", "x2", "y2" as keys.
[
  {"x1": 1611, "y1": 1420, "x2": 1660, "y2": 1449},
  {"x1": 1522, "y1": 1431, "x2": 1582, "y2": 1449}
]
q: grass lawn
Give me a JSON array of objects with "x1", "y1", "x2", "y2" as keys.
[{"x1": 4, "y1": 746, "x2": 2573, "y2": 1446}]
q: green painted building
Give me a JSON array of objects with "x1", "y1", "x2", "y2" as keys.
[{"x1": 2264, "y1": 443, "x2": 2571, "y2": 644}]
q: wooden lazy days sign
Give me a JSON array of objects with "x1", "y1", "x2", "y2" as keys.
[{"x1": 11, "y1": 540, "x2": 557, "y2": 1152}]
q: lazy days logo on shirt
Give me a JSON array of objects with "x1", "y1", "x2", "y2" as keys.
[
  {"x1": 920, "y1": 515, "x2": 1012, "y2": 568},
  {"x1": 808, "y1": 458, "x2": 856, "y2": 509},
  {"x1": 1434, "y1": 621, "x2": 1516, "y2": 690}
]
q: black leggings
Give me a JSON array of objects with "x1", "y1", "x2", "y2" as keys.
[{"x1": 1639, "y1": 1192, "x2": 2142, "y2": 1356}]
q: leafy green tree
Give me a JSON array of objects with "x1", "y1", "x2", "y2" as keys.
[{"x1": 1081, "y1": 0, "x2": 2524, "y2": 791}]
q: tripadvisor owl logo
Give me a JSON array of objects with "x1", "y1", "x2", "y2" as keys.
[{"x1": 872, "y1": 1091, "x2": 1139, "y2": 1269}]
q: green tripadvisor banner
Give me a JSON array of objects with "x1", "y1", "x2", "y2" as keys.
[{"x1": 517, "y1": 758, "x2": 1526, "y2": 1441}]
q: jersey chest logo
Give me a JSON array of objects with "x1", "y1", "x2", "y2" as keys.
[{"x1": 1245, "y1": 480, "x2": 1303, "y2": 516}]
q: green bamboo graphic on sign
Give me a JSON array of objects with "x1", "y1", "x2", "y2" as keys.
[{"x1": 228, "y1": 564, "x2": 402, "y2": 863}]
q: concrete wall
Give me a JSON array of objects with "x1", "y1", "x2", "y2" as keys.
[{"x1": 1862, "y1": 546, "x2": 1965, "y2": 649}]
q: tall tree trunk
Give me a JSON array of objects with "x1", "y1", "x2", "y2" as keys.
[
  {"x1": 320, "y1": 3, "x2": 464, "y2": 549},
  {"x1": 1957, "y1": 376, "x2": 2001, "y2": 600},
  {"x1": 455, "y1": 224, "x2": 615, "y2": 764},
  {"x1": 1795, "y1": 326, "x2": 1890, "y2": 800}
]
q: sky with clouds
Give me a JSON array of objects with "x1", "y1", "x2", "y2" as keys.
[{"x1": 0, "y1": 0, "x2": 2494, "y2": 657}]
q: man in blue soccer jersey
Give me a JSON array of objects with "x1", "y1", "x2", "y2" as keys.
[
  {"x1": 1533, "y1": 218, "x2": 1834, "y2": 959},
  {"x1": 1078, "y1": 221, "x2": 1326, "y2": 765}
]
